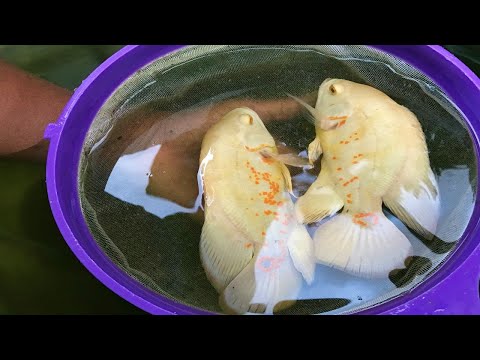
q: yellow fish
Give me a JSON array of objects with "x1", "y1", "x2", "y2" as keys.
[
  {"x1": 291, "y1": 79, "x2": 440, "y2": 278},
  {"x1": 199, "y1": 107, "x2": 315, "y2": 314}
]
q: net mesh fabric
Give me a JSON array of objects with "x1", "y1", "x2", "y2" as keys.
[{"x1": 78, "y1": 45, "x2": 476, "y2": 314}]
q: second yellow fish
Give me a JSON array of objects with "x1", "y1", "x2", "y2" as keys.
[{"x1": 293, "y1": 79, "x2": 440, "y2": 278}]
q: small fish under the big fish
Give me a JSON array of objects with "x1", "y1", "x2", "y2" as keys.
[
  {"x1": 199, "y1": 107, "x2": 315, "y2": 314},
  {"x1": 290, "y1": 79, "x2": 440, "y2": 278}
]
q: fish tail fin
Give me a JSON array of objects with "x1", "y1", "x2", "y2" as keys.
[
  {"x1": 295, "y1": 168, "x2": 344, "y2": 224},
  {"x1": 220, "y1": 244, "x2": 303, "y2": 315},
  {"x1": 286, "y1": 93, "x2": 318, "y2": 125},
  {"x1": 383, "y1": 170, "x2": 440, "y2": 240},
  {"x1": 314, "y1": 212, "x2": 413, "y2": 278},
  {"x1": 287, "y1": 225, "x2": 316, "y2": 284}
]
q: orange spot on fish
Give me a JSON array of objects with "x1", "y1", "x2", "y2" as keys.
[
  {"x1": 245, "y1": 243, "x2": 253, "y2": 248},
  {"x1": 255, "y1": 181, "x2": 259, "y2": 184},
  {"x1": 337, "y1": 167, "x2": 342, "y2": 171},
  {"x1": 347, "y1": 193, "x2": 352, "y2": 198},
  {"x1": 344, "y1": 141, "x2": 350, "y2": 144},
  {"x1": 338, "y1": 120, "x2": 346, "y2": 127},
  {"x1": 264, "y1": 210, "x2": 272, "y2": 215},
  {"x1": 353, "y1": 212, "x2": 379, "y2": 226},
  {"x1": 245, "y1": 144, "x2": 272, "y2": 152},
  {"x1": 354, "y1": 220, "x2": 368, "y2": 227},
  {"x1": 262, "y1": 231, "x2": 266, "y2": 236},
  {"x1": 343, "y1": 176, "x2": 359, "y2": 187},
  {"x1": 352, "y1": 161, "x2": 358, "y2": 164},
  {"x1": 347, "y1": 200, "x2": 353, "y2": 204},
  {"x1": 255, "y1": 213, "x2": 259, "y2": 216},
  {"x1": 339, "y1": 177, "x2": 344, "y2": 181},
  {"x1": 355, "y1": 138, "x2": 360, "y2": 141},
  {"x1": 327, "y1": 115, "x2": 348, "y2": 121},
  {"x1": 277, "y1": 201, "x2": 283, "y2": 206},
  {"x1": 358, "y1": 154, "x2": 363, "y2": 157},
  {"x1": 340, "y1": 141, "x2": 344, "y2": 144},
  {"x1": 332, "y1": 156, "x2": 337, "y2": 160}
]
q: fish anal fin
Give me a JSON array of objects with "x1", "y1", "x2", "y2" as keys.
[{"x1": 295, "y1": 167, "x2": 343, "y2": 224}]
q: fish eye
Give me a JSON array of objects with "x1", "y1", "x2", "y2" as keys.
[
  {"x1": 329, "y1": 85, "x2": 337, "y2": 95},
  {"x1": 240, "y1": 114, "x2": 254, "y2": 125}
]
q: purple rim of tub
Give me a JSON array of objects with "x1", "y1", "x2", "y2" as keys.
[{"x1": 44, "y1": 45, "x2": 480, "y2": 315}]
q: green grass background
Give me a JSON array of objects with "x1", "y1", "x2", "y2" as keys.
[
  {"x1": 0, "y1": 45, "x2": 478, "y2": 314},
  {"x1": 0, "y1": 45, "x2": 143, "y2": 314}
]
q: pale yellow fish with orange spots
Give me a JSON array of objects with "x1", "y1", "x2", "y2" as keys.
[
  {"x1": 199, "y1": 107, "x2": 315, "y2": 314},
  {"x1": 291, "y1": 79, "x2": 440, "y2": 278}
]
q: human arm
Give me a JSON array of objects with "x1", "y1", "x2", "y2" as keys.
[{"x1": 0, "y1": 59, "x2": 72, "y2": 161}]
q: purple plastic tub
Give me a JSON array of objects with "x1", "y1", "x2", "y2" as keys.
[{"x1": 44, "y1": 45, "x2": 480, "y2": 315}]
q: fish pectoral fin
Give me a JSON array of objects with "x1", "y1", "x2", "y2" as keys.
[
  {"x1": 279, "y1": 163, "x2": 294, "y2": 194},
  {"x1": 287, "y1": 225, "x2": 316, "y2": 284},
  {"x1": 220, "y1": 249, "x2": 303, "y2": 315},
  {"x1": 314, "y1": 212, "x2": 413, "y2": 278},
  {"x1": 308, "y1": 138, "x2": 322, "y2": 165},
  {"x1": 295, "y1": 185, "x2": 343, "y2": 224},
  {"x1": 295, "y1": 167, "x2": 343, "y2": 224},
  {"x1": 383, "y1": 171, "x2": 440, "y2": 240},
  {"x1": 261, "y1": 150, "x2": 312, "y2": 169},
  {"x1": 287, "y1": 93, "x2": 317, "y2": 125},
  {"x1": 200, "y1": 210, "x2": 254, "y2": 293}
]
